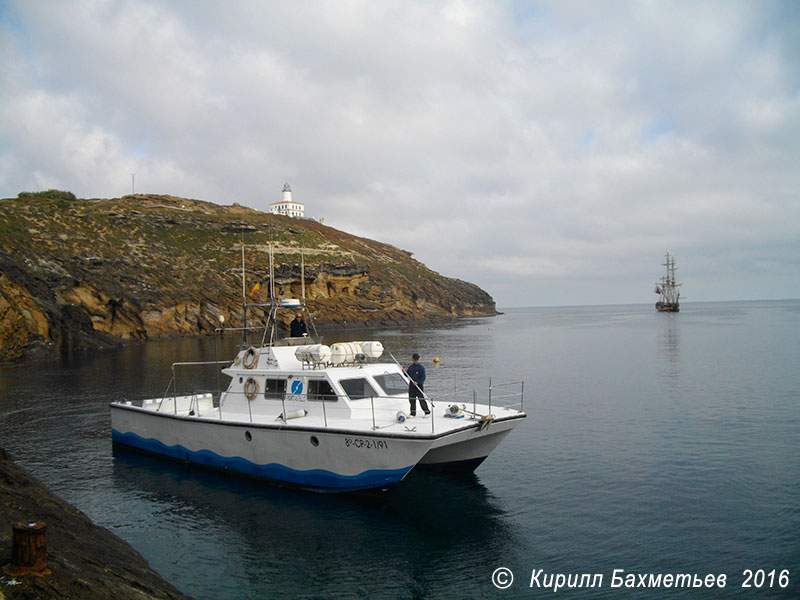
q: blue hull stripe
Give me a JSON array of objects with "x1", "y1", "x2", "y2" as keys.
[{"x1": 112, "y1": 430, "x2": 412, "y2": 491}]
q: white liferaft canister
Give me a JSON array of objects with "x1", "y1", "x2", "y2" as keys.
[
  {"x1": 330, "y1": 342, "x2": 358, "y2": 364},
  {"x1": 329, "y1": 343, "x2": 345, "y2": 364},
  {"x1": 358, "y1": 341, "x2": 384, "y2": 358},
  {"x1": 294, "y1": 344, "x2": 332, "y2": 363},
  {"x1": 311, "y1": 344, "x2": 332, "y2": 363}
]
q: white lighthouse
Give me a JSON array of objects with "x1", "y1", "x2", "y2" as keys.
[{"x1": 270, "y1": 183, "x2": 304, "y2": 218}]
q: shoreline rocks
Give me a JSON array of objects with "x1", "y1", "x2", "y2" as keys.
[{"x1": 0, "y1": 447, "x2": 193, "y2": 600}]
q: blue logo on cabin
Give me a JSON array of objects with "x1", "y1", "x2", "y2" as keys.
[{"x1": 291, "y1": 380, "x2": 303, "y2": 395}]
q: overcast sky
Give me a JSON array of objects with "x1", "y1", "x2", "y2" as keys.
[{"x1": 1, "y1": 1, "x2": 798, "y2": 307}]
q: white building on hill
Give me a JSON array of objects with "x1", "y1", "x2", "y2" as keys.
[{"x1": 270, "y1": 183, "x2": 304, "y2": 218}]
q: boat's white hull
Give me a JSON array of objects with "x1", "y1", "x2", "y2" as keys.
[
  {"x1": 111, "y1": 405, "x2": 433, "y2": 491},
  {"x1": 110, "y1": 404, "x2": 525, "y2": 491},
  {"x1": 418, "y1": 419, "x2": 517, "y2": 470}
]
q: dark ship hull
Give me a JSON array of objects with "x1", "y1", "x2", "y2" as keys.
[{"x1": 655, "y1": 301, "x2": 680, "y2": 312}]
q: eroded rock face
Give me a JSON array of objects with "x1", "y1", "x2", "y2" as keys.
[
  {"x1": 0, "y1": 272, "x2": 51, "y2": 361},
  {"x1": 0, "y1": 194, "x2": 496, "y2": 363}
]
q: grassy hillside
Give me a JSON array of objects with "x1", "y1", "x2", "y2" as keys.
[{"x1": 0, "y1": 191, "x2": 495, "y2": 362}]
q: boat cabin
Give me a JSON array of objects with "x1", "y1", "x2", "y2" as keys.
[{"x1": 219, "y1": 339, "x2": 411, "y2": 423}]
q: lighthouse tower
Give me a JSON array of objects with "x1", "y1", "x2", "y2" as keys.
[{"x1": 270, "y1": 183, "x2": 304, "y2": 218}]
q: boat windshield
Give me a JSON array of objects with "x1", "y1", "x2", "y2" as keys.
[
  {"x1": 339, "y1": 378, "x2": 380, "y2": 400},
  {"x1": 373, "y1": 373, "x2": 407, "y2": 396}
]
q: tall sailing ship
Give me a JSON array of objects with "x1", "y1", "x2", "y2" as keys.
[{"x1": 654, "y1": 252, "x2": 682, "y2": 312}]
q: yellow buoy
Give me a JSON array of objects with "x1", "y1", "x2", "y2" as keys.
[{"x1": 433, "y1": 357, "x2": 440, "y2": 364}]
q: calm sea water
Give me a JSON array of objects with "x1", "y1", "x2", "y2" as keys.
[{"x1": 1, "y1": 301, "x2": 798, "y2": 599}]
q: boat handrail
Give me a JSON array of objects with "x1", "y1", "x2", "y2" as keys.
[
  {"x1": 295, "y1": 356, "x2": 390, "y2": 370},
  {"x1": 490, "y1": 380, "x2": 525, "y2": 388},
  {"x1": 489, "y1": 379, "x2": 525, "y2": 413},
  {"x1": 431, "y1": 380, "x2": 525, "y2": 414},
  {"x1": 146, "y1": 374, "x2": 524, "y2": 432},
  {"x1": 164, "y1": 361, "x2": 231, "y2": 414},
  {"x1": 171, "y1": 360, "x2": 231, "y2": 367}
]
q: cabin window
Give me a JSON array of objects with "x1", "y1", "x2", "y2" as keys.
[
  {"x1": 373, "y1": 373, "x2": 407, "y2": 396},
  {"x1": 308, "y1": 379, "x2": 338, "y2": 402},
  {"x1": 339, "y1": 378, "x2": 380, "y2": 400},
  {"x1": 264, "y1": 379, "x2": 286, "y2": 400}
]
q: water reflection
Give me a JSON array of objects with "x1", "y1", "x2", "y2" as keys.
[
  {"x1": 111, "y1": 448, "x2": 520, "y2": 599},
  {"x1": 656, "y1": 313, "x2": 680, "y2": 385}
]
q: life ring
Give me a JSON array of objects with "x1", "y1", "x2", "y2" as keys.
[
  {"x1": 243, "y1": 346, "x2": 258, "y2": 369},
  {"x1": 244, "y1": 377, "x2": 259, "y2": 401}
]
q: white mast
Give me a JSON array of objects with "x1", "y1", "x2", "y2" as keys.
[
  {"x1": 241, "y1": 231, "x2": 246, "y2": 302},
  {"x1": 269, "y1": 244, "x2": 275, "y2": 301},
  {"x1": 241, "y1": 230, "x2": 247, "y2": 343},
  {"x1": 301, "y1": 251, "x2": 306, "y2": 304}
]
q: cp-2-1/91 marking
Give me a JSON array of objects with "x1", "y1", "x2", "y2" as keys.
[{"x1": 344, "y1": 438, "x2": 389, "y2": 450}]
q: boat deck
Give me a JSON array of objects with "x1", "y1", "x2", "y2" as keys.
[{"x1": 116, "y1": 394, "x2": 524, "y2": 437}]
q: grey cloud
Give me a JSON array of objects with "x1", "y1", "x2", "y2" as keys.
[{"x1": 1, "y1": 0, "x2": 798, "y2": 306}]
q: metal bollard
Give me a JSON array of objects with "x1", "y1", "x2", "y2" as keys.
[{"x1": 5, "y1": 521, "x2": 51, "y2": 576}]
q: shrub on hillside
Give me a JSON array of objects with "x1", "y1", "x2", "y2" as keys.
[{"x1": 18, "y1": 189, "x2": 78, "y2": 202}]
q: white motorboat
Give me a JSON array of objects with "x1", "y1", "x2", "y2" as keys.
[{"x1": 110, "y1": 251, "x2": 525, "y2": 492}]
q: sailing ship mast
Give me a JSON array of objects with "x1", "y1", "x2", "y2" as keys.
[{"x1": 654, "y1": 251, "x2": 682, "y2": 312}]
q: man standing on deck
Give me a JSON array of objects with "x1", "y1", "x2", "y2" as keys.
[
  {"x1": 406, "y1": 353, "x2": 430, "y2": 417},
  {"x1": 290, "y1": 313, "x2": 308, "y2": 337}
]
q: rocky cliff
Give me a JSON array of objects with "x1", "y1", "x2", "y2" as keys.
[{"x1": 0, "y1": 191, "x2": 496, "y2": 363}]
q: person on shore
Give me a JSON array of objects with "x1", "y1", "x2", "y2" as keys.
[
  {"x1": 290, "y1": 313, "x2": 308, "y2": 337},
  {"x1": 405, "y1": 353, "x2": 430, "y2": 417}
]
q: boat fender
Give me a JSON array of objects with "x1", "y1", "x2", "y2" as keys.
[
  {"x1": 244, "y1": 377, "x2": 259, "y2": 400},
  {"x1": 278, "y1": 409, "x2": 308, "y2": 421},
  {"x1": 396, "y1": 411, "x2": 408, "y2": 423},
  {"x1": 243, "y1": 346, "x2": 258, "y2": 369}
]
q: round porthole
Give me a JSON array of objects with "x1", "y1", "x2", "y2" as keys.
[
  {"x1": 245, "y1": 431, "x2": 252, "y2": 442},
  {"x1": 310, "y1": 435, "x2": 319, "y2": 447}
]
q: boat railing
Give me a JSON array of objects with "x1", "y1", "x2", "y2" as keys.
[
  {"x1": 143, "y1": 366, "x2": 524, "y2": 432},
  {"x1": 429, "y1": 379, "x2": 525, "y2": 414},
  {"x1": 124, "y1": 389, "x2": 221, "y2": 416},
  {"x1": 159, "y1": 360, "x2": 231, "y2": 414},
  {"x1": 488, "y1": 379, "x2": 526, "y2": 413}
]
